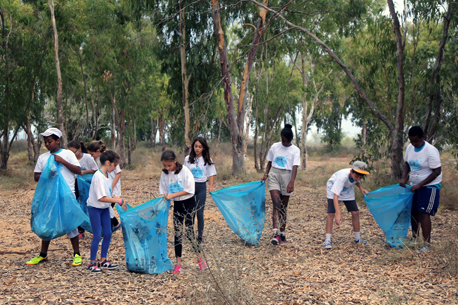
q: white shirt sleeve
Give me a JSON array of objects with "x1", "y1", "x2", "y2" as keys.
[
  {"x1": 266, "y1": 146, "x2": 274, "y2": 162},
  {"x1": 92, "y1": 173, "x2": 109, "y2": 200},
  {"x1": 159, "y1": 172, "x2": 168, "y2": 195},
  {"x1": 182, "y1": 167, "x2": 195, "y2": 195},
  {"x1": 330, "y1": 178, "x2": 345, "y2": 197},
  {"x1": 428, "y1": 146, "x2": 441, "y2": 169},
  {"x1": 34, "y1": 153, "x2": 48, "y2": 173},
  {"x1": 206, "y1": 162, "x2": 217, "y2": 177},
  {"x1": 292, "y1": 147, "x2": 301, "y2": 167}
]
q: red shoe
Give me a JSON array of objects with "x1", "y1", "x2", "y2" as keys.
[
  {"x1": 279, "y1": 234, "x2": 287, "y2": 245},
  {"x1": 173, "y1": 265, "x2": 182, "y2": 274},
  {"x1": 198, "y1": 258, "x2": 207, "y2": 271}
]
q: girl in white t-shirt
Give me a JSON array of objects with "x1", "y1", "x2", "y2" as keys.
[
  {"x1": 26, "y1": 128, "x2": 83, "y2": 267},
  {"x1": 261, "y1": 124, "x2": 300, "y2": 246},
  {"x1": 86, "y1": 150, "x2": 127, "y2": 273},
  {"x1": 159, "y1": 150, "x2": 206, "y2": 274},
  {"x1": 87, "y1": 140, "x2": 122, "y2": 232},
  {"x1": 68, "y1": 140, "x2": 99, "y2": 239},
  {"x1": 184, "y1": 137, "x2": 217, "y2": 244}
]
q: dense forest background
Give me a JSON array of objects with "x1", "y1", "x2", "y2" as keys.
[{"x1": 1, "y1": 0, "x2": 457, "y2": 175}]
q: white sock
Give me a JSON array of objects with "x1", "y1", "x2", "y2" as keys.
[
  {"x1": 354, "y1": 232, "x2": 361, "y2": 240},
  {"x1": 325, "y1": 233, "x2": 332, "y2": 242},
  {"x1": 280, "y1": 231, "x2": 285, "y2": 236},
  {"x1": 273, "y1": 228, "x2": 278, "y2": 235}
]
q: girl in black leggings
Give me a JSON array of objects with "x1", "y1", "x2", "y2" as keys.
[
  {"x1": 159, "y1": 150, "x2": 207, "y2": 274},
  {"x1": 184, "y1": 137, "x2": 217, "y2": 244}
]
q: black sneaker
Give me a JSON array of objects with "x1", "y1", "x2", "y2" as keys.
[
  {"x1": 271, "y1": 233, "x2": 280, "y2": 245},
  {"x1": 279, "y1": 234, "x2": 287, "y2": 245},
  {"x1": 197, "y1": 236, "x2": 205, "y2": 245},
  {"x1": 88, "y1": 263, "x2": 102, "y2": 273},
  {"x1": 98, "y1": 260, "x2": 118, "y2": 270}
]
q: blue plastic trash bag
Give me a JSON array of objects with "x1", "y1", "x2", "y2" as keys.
[
  {"x1": 76, "y1": 174, "x2": 94, "y2": 233},
  {"x1": 210, "y1": 181, "x2": 266, "y2": 246},
  {"x1": 116, "y1": 197, "x2": 173, "y2": 274},
  {"x1": 364, "y1": 184, "x2": 414, "y2": 248},
  {"x1": 31, "y1": 156, "x2": 90, "y2": 241}
]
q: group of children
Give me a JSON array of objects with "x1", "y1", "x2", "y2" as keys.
[{"x1": 26, "y1": 123, "x2": 441, "y2": 273}]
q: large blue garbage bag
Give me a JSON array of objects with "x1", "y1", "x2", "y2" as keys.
[
  {"x1": 116, "y1": 197, "x2": 173, "y2": 274},
  {"x1": 210, "y1": 181, "x2": 266, "y2": 246},
  {"x1": 31, "y1": 156, "x2": 90, "y2": 241},
  {"x1": 364, "y1": 184, "x2": 414, "y2": 248},
  {"x1": 76, "y1": 174, "x2": 94, "y2": 233}
]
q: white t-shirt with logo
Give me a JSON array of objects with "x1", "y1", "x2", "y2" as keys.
[
  {"x1": 96, "y1": 157, "x2": 122, "y2": 197},
  {"x1": 87, "y1": 170, "x2": 112, "y2": 209},
  {"x1": 34, "y1": 149, "x2": 80, "y2": 193},
  {"x1": 326, "y1": 168, "x2": 357, "y2": 201},
  {"x1": 266, "y1": 142, "x2": 301, "y2": 171},
  {"x1": 405, "y1": 141, "x2": 442, "y2": 186},
  {"x1": 184, "y1": 155, "x2": 217, "y2": 183},
  {"x1": 159, "y1": 166, "x2": 195, "y2": 201},
  {"x1": 78, "y1": 153, "x2": 98, "y2": 172}
]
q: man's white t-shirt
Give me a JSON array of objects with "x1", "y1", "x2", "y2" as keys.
[
  {"x1": 405, "y1": 141, "x2": 442, "y2": 186},
  {"x1": 184, "y1": 155, "x2": 217, "y2": 183},
  {"x1": 78, "y1": 153, "x2": 98, "y2": 172},
  {"x1": 159, "y1": 166, "x2": 195, "y2": 201},
  {"x1": 87, "y1": 170, "x2": 112, "y2": 209},
  {"x1": 326, "y1": 168, "x2": 357, "y2": 201},
  {"x1": 96, "y1": 157, "x2": 122, "y2": 196},
  {"x1": 34, "y1": 149, "x2": 80, "y2": 193},
  {"x1": 266, "y1": 142, "x2": 300, "y2": 171}
]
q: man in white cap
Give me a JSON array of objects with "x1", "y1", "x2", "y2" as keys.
[{"x1": 323, "y1": 161, "x2": 370, "y2": 249}]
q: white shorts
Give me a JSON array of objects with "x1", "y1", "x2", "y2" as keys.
[{"x1": 268, "y1": 167, "x2": 293, "y2": 196}]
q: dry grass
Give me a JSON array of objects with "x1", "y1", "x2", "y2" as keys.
[{"x1": 1, "y1": 142, "x2": 457, "y2": 304}]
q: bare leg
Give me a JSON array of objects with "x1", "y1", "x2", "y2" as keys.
[
  {"x1": 411, "y1": 210, "x2": 420, "y2": 239},
  {"x1": 40, "y1": 240, "x2": 51, "y2": 255},
  {"x1": 270, "y1": 190, "x2": 282, "y2": 230},
  {"x1": 418, "y1": 212, "x2": 432, "y2": 243},
  {"x1": 326, "y1": 213, "x2": 335, "y2": 234},
  {"x1": 70, "y1": 236, "x2": 79, "y2": 254},
  {"x1": 351, "y1": 211, "x2": 360, "y2": 233},
  {"x1": 279, "y1": 195, "x2": 290, "y2": 232}
]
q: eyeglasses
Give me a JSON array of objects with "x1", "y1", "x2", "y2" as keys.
[{"x1": 69, "y1": 148, "x2": 79, "y2": 155}]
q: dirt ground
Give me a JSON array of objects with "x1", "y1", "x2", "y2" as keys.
[{"x1": 1, "y1": 157, "x2": 457, "y2": 304}]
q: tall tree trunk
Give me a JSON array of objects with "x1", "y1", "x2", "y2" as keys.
[
  {"x1": 159, "y1": 117, "x2": 166, "y2": 151},
  {"x1": 1, "y1": 7, "x2": 9, "y2": 170},
  {"x1": 49, "y1": 0, "x2": 67, "y2": 146},
  {"x1": 212, "y1": 0, "x2": 245, "y2": 174},
  {"x1": 243, "y1": 95, "x2": 253, "y2": 155},
  {"x1": 387, "y1": 0, "x2": 406, "y2": 179},
  {"x1": 128, "y1": 136, "x2": 132, "y2": 166},
  {"x1": 179, "y1": 1, "x2": 191, "y2": 149},
  {"x1": 118, "y1": 109, "x2": 126, "y2": 167},
  {"x1": 254, "y1": 99, "x2": 259, "y2": 171},
  {"x1": 151, "y1": 118, "x2": 157, "y2": 147},
  {"x1": 75, "y1": 47, "x2": 90, "y2": 138},
  {"x1": 424, "y1": 5, "x2": 453, "y2": 141},
  {"x1": 361, "y1": 121, "x2": 367, "y2": 154}
]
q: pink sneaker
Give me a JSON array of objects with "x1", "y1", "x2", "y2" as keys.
[
  {"x1": 279, "y1": 234, "x2": 287, "y2": 245},
  {"x1": 271, "y1": 234, "x2": 280, "y2": 245},
  {"x1": 198, "y1": 258, "x2": 207, "y2": 271},
  {"x1": 173, "y1": 265, "x2": 182, "y2": 274}
]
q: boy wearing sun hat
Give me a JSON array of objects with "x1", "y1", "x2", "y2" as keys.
[{"x1": 323, "y1": 161, "x2": 370, "y2": 249}]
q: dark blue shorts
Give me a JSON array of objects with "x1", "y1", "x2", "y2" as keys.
[
  {"x1": 413, "y1": 187, "x2": 440, "y2": 216},
  {"x1": 327, "y1": 199, "x2": 359, "y2": 214}
]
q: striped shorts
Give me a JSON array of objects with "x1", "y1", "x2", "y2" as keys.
[{"x1": 413, "y1": 186, "x2": 440, "y2": 216}]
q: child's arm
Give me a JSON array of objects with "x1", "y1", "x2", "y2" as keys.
[
  {"x1": 355, "y1": 182, "x2": 369, "y2": 195},
  {"x1": 112, "y1": 172, "x2": 121, "y2": 189},
  {"x1": 81, "y1": 169, "x2": 96, "y2": 175},
  {"x1": 165, "y1": 191, "x2": 191, "y2": 200},
  {"x1": 54, "y1": 155, "x2": 82, "y2": 175},
  {"x1": 99, "y1": 196, "x2": 127, "y2": 211},
  {"x1": 287, "y1": 165, "x2": 298, "y2": 193},
  {"x1": 333, "y1": 194, "x2": 342, "y2": 225},
  {"x1": 261, "y1": 161, "x2": 272, "y2": 182},
  {"x1": 208, "y1": 175, "x2": 215, "y2": 193},
  {"x1": 34, "y1": 173, "x2": 41, "y2": 182},
  {"x1": 399, "y1": 162, "x2": 410, "y2": 187}
]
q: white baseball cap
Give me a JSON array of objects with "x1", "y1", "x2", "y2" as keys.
[
  {"x1": 352, "y1": 161, "x2": 370, "y2": 175},
  {"x1": 40, "y1": 128, "x2": 62, "y2": 138}
]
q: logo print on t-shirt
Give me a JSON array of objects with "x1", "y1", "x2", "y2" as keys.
[
  {"x1": 168, "y1": 181, "x2": 184, "y2": 194},
  {"x1": 191, "y1": 167, "x2": 204, "y2": 178},
  {"x1": 409, "y1": 158, "x2": 422, "y2": 171},
  {"x1": 274, "y1": 156, "x2": 288, "y2": 168}
]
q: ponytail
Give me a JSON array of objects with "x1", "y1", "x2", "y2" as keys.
[{"x1": 87, "y1": 140, "x2": 107, "y2": 153}]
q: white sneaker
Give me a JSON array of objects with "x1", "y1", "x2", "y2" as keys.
[
  {"x1": 323, "y1": 240, "x2": 332, "y2": 249},
  {"x1": 419, "y1": 246, "x2": 431, "y2": 253}
]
